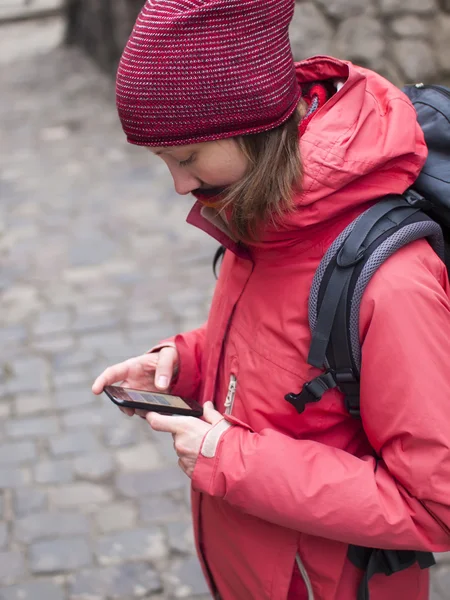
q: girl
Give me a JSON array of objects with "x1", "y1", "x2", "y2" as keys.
[{"x1": 92, "y1": 1, "x2": 450, "y2": 598}]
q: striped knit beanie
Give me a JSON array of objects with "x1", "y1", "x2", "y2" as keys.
[{"x1": 116, "y1": 0, "x2": 301, "y2": 147}]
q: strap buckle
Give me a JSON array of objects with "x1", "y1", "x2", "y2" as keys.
[{"x1": 285, "y1": 370, "x2": 337, "y2": 414}]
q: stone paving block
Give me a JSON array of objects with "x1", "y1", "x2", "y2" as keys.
[
  {"x1": 32, "y1": 309, "x2": 71, "y2": 336},
  {"x1": 32, "y1": 335, "x2": 75, "y2": 354},
  {"x1": 166, "y1": 556, "x2": 210, "y2": 598},
  {"x1": 53, "y1": 389, "x2": 95, "y2": 412},
  {"x1": 34, "y1": 459, "x2": 74, "y2": 484},
  {"x1": 49, "y1": 482, "x2": 113, "y2": 508},
  {"x1": 14, "y1": 487, "x2": 48, "y2": 517},
  {"x1": 433, "y1": 564, "x2": 450, "y2": 594},
  {"x1": 115, "y1": 442, "x2": 163, "y2": 472},
  {"x1": 52, "y1": 348, "x2": 98, "y2": 371},
  {"x1": 0, "y1": 522, "x2": 8, "y2": 549},
  {"x1": 73, "y1": 311, "x2": 121, "y2": 334},
  {"x1": 96, "y1": 527, "x2": 168, "y2": 565},
  {"x1": 61, "y1": 405, "x2": 120, "y2": 429},
  {"x1": 53, "y1": 369, "x2": 92, "y2": 388},
  {"x1": 167, "y1": 520, "x2": 196, "y2": 555},
  {"x1": 0, "y1": 326, "x2": 27, "y2": 347},
  {"x1": 0, "y1": 466, "x2": 30, "y2": 489},
  {"x1": 0, "y1": 399, "x2": 12, "y2": 418},
  {"x1": 0, "y1": 441, "x2": 36, "y2": 464},
  {"x1": 30, "y1": 537, "x2": 92, "y2": 573},
  {"x1": 0, "y1": 551, "x2": 26, "y2": 586},
  {"x1": 94, "y1": 502, "x2": 137, "y2": 534},
  {"x1": 73, "y1": 452, "x2": 115, "y2": 481},
  {"x1": 14, "y1": 394, "x2": 54, "y2": 416},
  {"x1": 0, "y1": 580, "x2": 66, "y2": 600},
  {"x1": 79, "y1": 331, "x2": 128, "y2": 353},
  {"x1": 48, "y1": 429, "x2": 101, "y2": 456},
  {"x1": 15, "y1": 511, "x2": 89, "y2": 544},
  {"x1": 69, "y1": 562, "x2": 162, "y2": 599},
  {"x1": 6, "y1": 416, "x2": 59, "y2": 438},
  {"x1": 103, "y1": 420, "x2": 139, "y2": 448},
  {"x1": 435, "y1": 552, "x2": 450, "y2": 565},
  {"x1": 116, "y1": 466, "x2": 187, "y2": 498},
  {"x1": 139, "y1": 494, "x2": 186, "y2": 524},
  {"x1": 5, "y1": 356, "x2": 50, "y2": 394}
]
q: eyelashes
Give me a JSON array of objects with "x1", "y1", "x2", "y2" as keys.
[{"x1": 179, "y1": 155, "x2": 195, "y2": 167}]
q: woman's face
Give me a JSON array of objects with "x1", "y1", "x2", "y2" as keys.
[{"x1": 149, "y1": 139, "x2": 249, "y2": 200}]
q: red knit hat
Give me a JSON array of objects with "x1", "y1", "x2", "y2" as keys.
[{"x1": 116, "y1": 0, "x2": 301, "y2": 147}]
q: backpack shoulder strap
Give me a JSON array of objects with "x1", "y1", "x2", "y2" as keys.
[
  {"x1": 285, "y1": 191, "x2": 444, "y2": 416},
  {"x1": 285, "y1": 191, "x2": 442, "y2": 599}
]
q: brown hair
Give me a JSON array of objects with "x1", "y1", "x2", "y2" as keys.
[{"x1": 220, "y1": 101, "x2": 305, "y2": 241}]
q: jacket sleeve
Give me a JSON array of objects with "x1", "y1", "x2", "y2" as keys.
[
  {"x1": 192, "y1": 242, "x2": 450, "y2": 552},
  {"x1": 150, "y1": 323, "x2": 207, "y2": 402}
]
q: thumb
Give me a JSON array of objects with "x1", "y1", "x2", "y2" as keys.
[
  {"x1": 154, "y1": 346, "x2": 178, "y2": 390},
  {"x1": 203, "y1": 401, "x2": 223, "y2": 426}
]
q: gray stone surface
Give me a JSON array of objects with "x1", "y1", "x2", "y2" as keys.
[
  {"x1": 0, "y1": 581, "x2": 65, "y2": 600},
  {"x1": 290, "y1": 3, "x2": 333, "y2": 60},
  {"x1": 30, "y1": 537, "x2": 92, "y2": 573},
  {"x1": 94, "y1": 502, "x2": 138, "y2": 533},
  {"x1": 69, "y1": 562, "x2": 163, "y2": 599},
  {"x1": 0, "y1": 441, "x2": 37, "y2": 464},
  {"x1": 393, "y1": 39, "x2": 438, "y2": 81},
  {"x1": 15, "y1": 511, "x2": 89, "y2": 543},
  {"x1": 0, "y1": 14, "x2": 448, "y2": 600},
  {"x1": 96, "y1": 527, "x2": 167, "y2": 565},
  {"x1": 34, "y1": 459, "x2": 74, "y2": 484},
  {"x1": 48, "y1": 430, "x2": 101, "y2": 456},
  {"x1": 0, "y1": 551, "x2": 26, "y2": 586},
  {"x1": 49, "y1": 483, "x2": 113, "y2": 508},
  {"x1": 73, "y1": 452, "x2": 115, "y2": 481},
  {"x1": 14, "y1": 488, "x2": 48, "y2": 516},
  {"x1": 116, "y1": 467, "x2": 187, "y2": 498},
  {"x1": 0, "y1": 522, "x2": 8, "y2": 549}
]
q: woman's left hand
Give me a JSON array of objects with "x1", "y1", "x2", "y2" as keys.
[{"x1": 146, "y1": 402, "x2": 224, "y2": 478}]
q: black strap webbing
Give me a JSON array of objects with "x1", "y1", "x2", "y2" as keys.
[{"x1": 349, "y1": 546, "x2": 436, "y2": 600}]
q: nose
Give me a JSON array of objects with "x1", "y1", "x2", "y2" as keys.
[{"x1": 168, "y1": 164, "x2": 201, "y2": 196}]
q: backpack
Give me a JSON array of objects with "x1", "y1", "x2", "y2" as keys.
[
  {"x1": 212, "y1": 83, "x2": 450, "y2": 599},
  {"x1": 283, "y1": 84, "x2": 450, "y2": 599}
]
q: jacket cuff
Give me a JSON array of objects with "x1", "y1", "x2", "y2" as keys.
[{"x1": 192, "y1": 420, "x2": 238, "y2": 497}]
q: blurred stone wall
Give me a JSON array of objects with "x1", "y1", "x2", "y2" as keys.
[{"x1": 66, "y1": 0, "x2": 450, "y2": 85}]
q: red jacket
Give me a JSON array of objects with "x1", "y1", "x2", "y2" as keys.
[{"x1": 162, "y1": 56, "x2": 450, "y2": 599}]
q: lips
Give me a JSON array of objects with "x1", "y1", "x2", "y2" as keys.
[{"x1": 192, "y1": 187, "x2": 227, "y2": 207}]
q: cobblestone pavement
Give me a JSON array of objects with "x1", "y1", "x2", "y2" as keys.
[
  {"x1": 0, "y1": 0, "x2": 62, "y2": 23},
  {"x1": 0, "y1": 16, "x2": 449, "y2": 600},
  {"x1": 0, "y1": 17, "x2": 215, "y2": 600}
]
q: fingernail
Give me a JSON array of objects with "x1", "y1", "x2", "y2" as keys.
[{"x1": 157, "y1": 376, "x2": 168, "y2": 388}]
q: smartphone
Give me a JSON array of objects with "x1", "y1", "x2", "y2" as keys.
[{"x1": 103, "y1": 385, "x2": 203, "y2": 417}]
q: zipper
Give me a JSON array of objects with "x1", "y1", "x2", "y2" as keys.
[
  {"x1": 414, "y1": 83, "x2": 450, "y2": 99},
  {"x1": 224, "y1": 374, "x2": 237, "y2": 415},
  {"x1": 296, "y1": 553, "x2": 315, "y2": 600}
]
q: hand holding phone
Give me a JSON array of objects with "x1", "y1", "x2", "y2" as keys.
[
  {"x1": 92, "y1": 347, "x2": 178, "y2": 417},
  {"x1": 104, "y1": 385, "x2": 203, "y2": 418}
]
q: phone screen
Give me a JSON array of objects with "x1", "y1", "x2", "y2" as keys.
[
  {"x1": 106, "y1": 386, "x2": 192, "y2": 410},
  {"x1": 124, "y1": 390, "x2": 191, "y2": 410}
]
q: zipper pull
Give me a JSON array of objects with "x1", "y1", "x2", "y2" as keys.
[{"x1": 224, "y1": 375, "x2": 237, "y2": 414}]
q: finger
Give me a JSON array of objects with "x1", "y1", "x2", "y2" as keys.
[
  {"x1": 146, "y1": 412, "x2": 187, "y2": 433},
  {"x1": 119, "y1": 406, "x2": 135, "y2": 417},
  {"x1": 202, "y1": 401, "x2": 223, "y2": 426},
  {"x1": 154, "y1": 347, "x2": 177, "y2": 390},
  {"x1": 135, "y1": 409, "x2": 148, "y2": 418},
  {"x1": 92, "y1": 359, "x2": 134, "y2": 394}
]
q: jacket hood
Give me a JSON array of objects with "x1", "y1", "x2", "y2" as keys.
[{"x1": 187, "y1": 55, "x2": 428, "y2": 255}]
